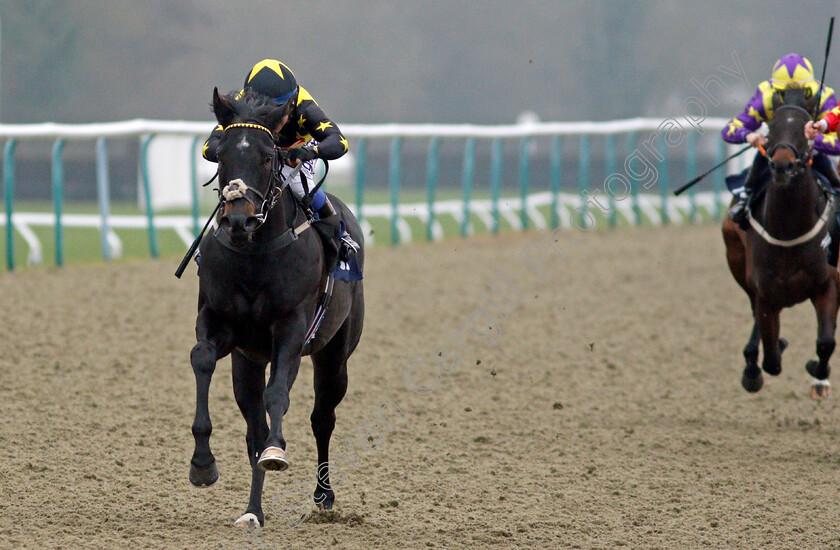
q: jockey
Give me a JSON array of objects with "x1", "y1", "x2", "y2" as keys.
[
  {"x1": 722, "y1": 53, "x2": 840, "y2": 229},
  {"x1": 203, "y1": 59, "x2": 358, "y2": 261}
]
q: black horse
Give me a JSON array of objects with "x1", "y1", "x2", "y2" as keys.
[
  {"x1": 723, "y1": 103, "x2": 838, "y2": 398},
  {"x1": 188, "y1": 88, "x2": 365, "y2": 527}
]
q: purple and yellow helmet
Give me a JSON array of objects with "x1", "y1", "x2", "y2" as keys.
[{"x1": 770, "y1": 54, "x2": 816, "y2": 90}]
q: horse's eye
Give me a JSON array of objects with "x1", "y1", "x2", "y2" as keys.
[{"x1": 264, "y1": 155, "x2": 273, "y2": 165}]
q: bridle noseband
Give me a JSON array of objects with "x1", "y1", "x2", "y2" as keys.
[
  {"x1": 220, "y1": 122, "x2": 287, "y2": 228},
  {"x1": 764, "y1": 141, "x2": 812, "y2": 179}
]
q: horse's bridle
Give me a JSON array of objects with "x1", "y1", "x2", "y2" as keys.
[
  {"x1": 219, "y1": 122, "x2": 289, "y2": 229},
  {"x1": 763, "y1": 141, "x2": 813, "y2": 180}
]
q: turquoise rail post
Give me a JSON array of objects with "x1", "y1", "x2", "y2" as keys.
[
  {"x1": 354, "y1": 138, "x2": 367, "y2": 223},
  {"x1": 578, "y1": 134, "x2": 590, "y2": 212},
  {"x1": 460, "y1": 137, "x2": 476, "y2": 237},
  {"x1": 425, "y1": 137, "x2": 440, "y2": 241},
  {"x1": 519, "y1": 137, "x2": 531, "y2": 230},
  {"x1": 550, "y1": 135, "x2": 562, "y2": 230},
  {"x1": 713, "y1": 138, "x2": 725, "y2": 220},
  {"x1": 657, "y1": 137, "x2": 669, "y2": 225},
  {"x1": 3, "y1": 139, "x2": 16, "y2": 271},
  {"x1": 96, "y1": 137, "x2": 113, "y2": 261},
  {"x1": 51, "y1": 139, "x2": 66, "y2": 266},
  {"x1": 140, "y1": 134, "x2": 159, "y2": 258},
  {"x1": 605, "y1": 134, "x2": 616, "y2": 227},
  {"x1": 389, "y1": 137, "x2": 403, "y2": 245},
  {"x1": 626, "y1": 132, "x2": 640, "y2": 225},
  {"x1": 686, "y1": 131, "x2": 697, "y2": 223},
  {"x1": 190, "y1": 136, "x2": 201, "y2": 236},
  {"x1": 490, "y1": 138, "x2": 503, "y2": 234}
]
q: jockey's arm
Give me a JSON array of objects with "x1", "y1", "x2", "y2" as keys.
[
  {"x1": 301, "y1": 102, "x2": 348, "y2": 161},
  {"x1": 202, "y1": 125, "x2": 224, "y2": 163},
  {"x1": 721, "y1": 86, "x2": 766, "y2": 145}
]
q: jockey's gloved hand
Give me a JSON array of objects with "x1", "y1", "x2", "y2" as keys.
[{"x1": 288, "y1": 146, "x2": 318, "y2": 164}]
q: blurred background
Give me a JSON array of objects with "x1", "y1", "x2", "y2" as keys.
[
  {"x1": 1, "y1": 1, "x2": 838, "y2": 213},
  {"x1": 4, "y1": 1, "x2": 838, "y2": 125}
]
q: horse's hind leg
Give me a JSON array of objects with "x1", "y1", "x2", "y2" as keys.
[
  {"x1": 231, "y1": 350, "x2": 269, "y2": 527},
  {"x1": 309, "y1": 323, "x2": 353, "y2": 510},
  {"x1": 189, "y1": 305, "x2": 233, "y2": 487},
  {"x1": 807, "y1": 276, "x2": 839, "y2": 399}
]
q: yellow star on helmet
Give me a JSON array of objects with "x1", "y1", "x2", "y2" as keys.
[
  {"x1": 340, "y1": 136, "x2": 349, "y2": 152},
  {"x1": 248, "y1": 59, "x2": 286, "y2": 81},
  {"x1": 316, "y1": 121, "x2": 333, "y2": 132}
]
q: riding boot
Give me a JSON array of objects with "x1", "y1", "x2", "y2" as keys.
[
  {"x1": 729, "y1": 153, "x2": 768, "y2": 230},
  {"x1": 339, "y1": 233, "x2": 359, "y2": 262},
  {"x1": 316, "y1": 195, "x2": 358, "y2": 262},
  {"x1": 729, "y1": 177, "x2": 755, "y2": 231},
  {"x1": 317, "y1": 196, "x2": 338, "y2": 219}
]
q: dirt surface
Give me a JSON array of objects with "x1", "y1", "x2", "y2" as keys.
[{"x1": 2, "y1": 223, "x2": 840, "y2": 549}]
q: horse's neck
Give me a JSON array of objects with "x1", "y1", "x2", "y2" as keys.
[{"x1": 761, "y1": 174, "x2": 822, "y2": 239}]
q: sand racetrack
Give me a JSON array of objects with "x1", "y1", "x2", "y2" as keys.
[{"x1": 1, "y1": 223, "x2": 840, "y2": 549}]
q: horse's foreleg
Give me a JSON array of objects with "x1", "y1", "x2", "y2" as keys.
[
  {"x1": 231, "y1": 350, "x2": 269, "y2": 527},
  {"x1": 189, "y1": 305, "x2": 233, "y2": 487},
  {"x1": 807, "y1": 275, "x2": 839, "y2": 398},
  {"x1": 756, "y1": 300, "x2": 783, "y2": 377},
  {"x1": 741, "y1": 321, "x2": 764, "y2": 392},
  {"x1": 258, "y1": 315, "x2": 305, "y2": 472}
]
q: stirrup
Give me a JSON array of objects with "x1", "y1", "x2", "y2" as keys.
[{"x1": 339, "y1": 234, "x2": 359, "y2": 262}]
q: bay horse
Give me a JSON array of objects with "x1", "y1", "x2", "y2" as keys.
[
  {"x1": 188, "y1": 88, "x2": 365, "y2": 527},
  {"x1": 723, "y1": 103, "x2": 838, "y2": 398}
]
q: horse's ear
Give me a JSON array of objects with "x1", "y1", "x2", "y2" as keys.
[{"x1": 212, "y1": 87, "x2": 236, "y2": 127}]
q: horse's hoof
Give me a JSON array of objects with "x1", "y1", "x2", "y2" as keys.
[
  {"x1": 314, "y1": 488, "x2": 335, "y2": 510},
  {"x1": 762, "y1": 360, "x2": 782, "y2": 376},
  {"x1": 234, "y1": 512, "x2": 263, "y2": 528},
  {"x1": 742, "y1": 370, "x2": 764, "y2": 393},
  {"x1": 805, "y1": 359, "x2": 830, "y2": 380},
  {"x1": 257, "y1": 446, "x2": 289, "y2": 472},
  {"x1": 779, "y1": 338, "x2": 789, "y2": 353},
  {"x1": 189, "y1": 460, "x2": 219, "y2": 487},
  {"x1": 810, "y1": 378, "x2": 832, "y2": 400}
]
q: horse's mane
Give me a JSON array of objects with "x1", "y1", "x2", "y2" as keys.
[{"x1": 216, "y1": 89, "x2": 281, "y2": 125}]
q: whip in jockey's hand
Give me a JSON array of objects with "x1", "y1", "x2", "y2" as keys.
[
  {"x1": 806, "y1": 119, "x2": 829, "y2": 139},
  {"x1": 746, "y1": 132, "x2": 768, "y2": 148},
  {"x1": 722, "y1": 53, "x2": 840, "y2": 230}
]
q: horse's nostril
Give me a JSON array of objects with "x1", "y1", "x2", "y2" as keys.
[
  {"x1": 244, "y1": 217, "x2": 260, "y2": 233},
  {"x1": 220, "y1": 216, "x2": 231, "y2": 229}
]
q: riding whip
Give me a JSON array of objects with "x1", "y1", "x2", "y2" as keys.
[
  {"x1": 814, "y1": 16, "x2": 835, "y2": 121},
  {"x1": 673, "y1": 144, "x2": 751, "y2": 196}
]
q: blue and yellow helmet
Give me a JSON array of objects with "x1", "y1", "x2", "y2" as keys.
[
  {"x1": 243, "y1": 59, "x2": 299, "y2": 107},
  {"x1": 771, "y1": 54, "x2": 816, "y2": 91}
]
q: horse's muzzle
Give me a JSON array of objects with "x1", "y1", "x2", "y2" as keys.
[{"x1": 219, "y1": 212, "x2": 260, "y2": 245}]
